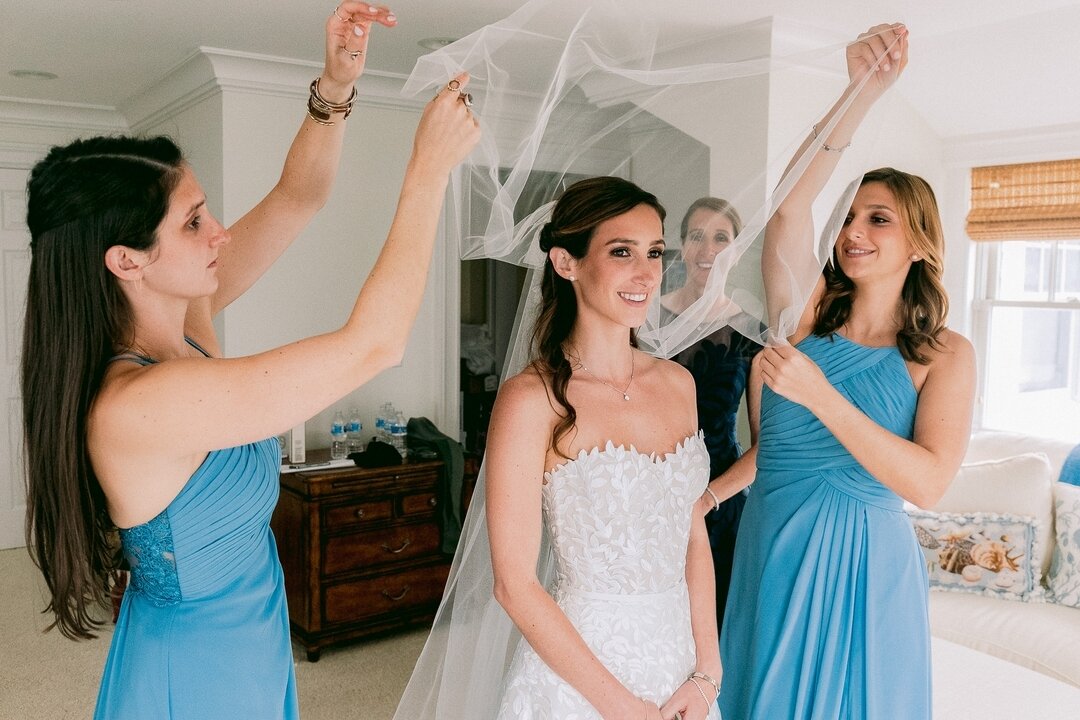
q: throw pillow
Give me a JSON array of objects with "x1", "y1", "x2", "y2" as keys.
[
  {"x1": 908, "y1": 509, "x2": 1045, "y2": 602},
  {"x1": 1060, "y1": 443, "x2": 1080, "y2": 486},
  {"x1": 1048, "y1": 482, "x2": 1080, "y2": 608},
  {"x1": 931, "y1": 452, "x2": 1055, "y2": 578}
]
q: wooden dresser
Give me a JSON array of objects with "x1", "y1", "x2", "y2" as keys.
[{"x1": 272, "y1": 454, "x2": 450, "y2": 661}]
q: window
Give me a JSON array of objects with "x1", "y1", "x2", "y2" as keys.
[{"x1": 974, "y1": 239, "x2": 1080, "y2": 441}]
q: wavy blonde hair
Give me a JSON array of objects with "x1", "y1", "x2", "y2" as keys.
[{"x1": 814, "y1": 167, "x2": 948, "y2": 363}]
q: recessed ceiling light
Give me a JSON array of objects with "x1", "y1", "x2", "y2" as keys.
[
  {"x1": 418, "y1": 37, "x2": 458, "y2": 51},
  {"x1": 9, "y1": 69, "x2": 58, "y2": 81}
]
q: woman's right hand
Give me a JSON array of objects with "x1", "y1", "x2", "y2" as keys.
[
  {"x1": 846, "y1": 23, "x2": 908, "y2": 101},
  {"x1": 411, "y1": 71, "x2": 482, "y2": 175}
]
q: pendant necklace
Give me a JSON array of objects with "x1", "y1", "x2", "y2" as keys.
[{"x1": 571, "y1": 347, "x2": 634, "y2": 401}]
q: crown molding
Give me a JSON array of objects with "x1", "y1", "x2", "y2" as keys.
[
  {"x1": 943, "y1": 122, "x2": 1080, "y2": 167},
  {"x1": 122, "y1": 47, "x2": 422, "y2": 130},
  {"x1": 0, "y1": 96, "x2": 126, "y2": 132}
]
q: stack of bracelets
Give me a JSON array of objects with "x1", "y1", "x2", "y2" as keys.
[{"x1": 307, "y1": 77, "x2": 358, "y2": 126}]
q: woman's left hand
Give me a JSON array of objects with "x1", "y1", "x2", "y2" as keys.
[
  {"x1": 846, "y1": 23, "x2": 908, "y2": 101},
  {"x1": 320, "y1": 3, "x2": 398, "y2": 102},
  {"x1": 660, "y1": 680, "x2": 714, "y2": 720},
  {"x1": 757, "y1": 343, "x2": 832, "y2": 411}
]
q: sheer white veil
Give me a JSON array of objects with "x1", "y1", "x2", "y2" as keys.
[{"x1": 393, "y1": 1, "x2": 899, "y2": 716}]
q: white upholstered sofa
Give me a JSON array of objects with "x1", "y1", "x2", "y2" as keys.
[{"x1": 917, "y1": 431, "x2": 1080, "y2": 688}]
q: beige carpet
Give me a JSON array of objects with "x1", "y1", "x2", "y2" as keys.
[{"x1": 0, "y1": 547, "x2": 427, "y2": 719}]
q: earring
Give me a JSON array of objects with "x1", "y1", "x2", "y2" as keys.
[
  {"x1": 910, "y1": 254, "x2": 920, "y2": 262},
  {"x1": 568, "y1": 275, "x2": 576, "y2": 282}
]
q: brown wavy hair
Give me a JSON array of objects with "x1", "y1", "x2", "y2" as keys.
[
  {"x1": 814, "y1": 167, "x2": 948, "y2": 363},
  {"x1": 22, "y1": 135, "x2": 185, "y2": 638},
  {"x1": 533, "y1": 176, "x2": 665, "y2": 457}
]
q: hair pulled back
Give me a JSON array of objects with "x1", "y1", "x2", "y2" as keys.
[
  {"x1": 22, "y1": 135, "x2": 184, "y2": 638},
  {"x1": 533, "y1": 176, "x2": 665, "y2": 456}
]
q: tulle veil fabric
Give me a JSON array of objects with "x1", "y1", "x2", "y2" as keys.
[{"x1": 393, "y1": 1, "x2": 897, "y2": 716}]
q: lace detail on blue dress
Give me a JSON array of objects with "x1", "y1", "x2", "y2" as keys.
[{"x1": 120, "y1": 510, "x2": 181, "y2": 606}]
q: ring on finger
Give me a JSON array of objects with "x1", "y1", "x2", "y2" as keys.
[
  {"x1": 446, "y1": 79, "x2": 461, "y2": 92},
  {"x1": 458, "y1": 91, "x2": 473, "y2": 108},
  {"x1": 334, "y1": 6, "x2": 350, "y2": 22},
  {"x1": 342, "y1": 47, "x2": 363, "y2": 58}
]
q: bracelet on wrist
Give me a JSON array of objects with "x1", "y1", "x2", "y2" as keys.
[
  {"x1": 703, "y1": 486, "x2": 721, "y2": 512},
  {"x1": 688, "y1": 677, "x2": 713, "y2": 712},
  {"x1": 811, "y1": 122, "x2": 851, "y2": 153},
  {"x1": 689, "y1": 670, "x2": 721, "y2": 700},
  {"x1": 307, "y1": 77, "x2": 357, "y2": 126}
]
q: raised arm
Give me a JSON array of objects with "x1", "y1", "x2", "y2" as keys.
[
  {"x1": 91, "y1": 74, "x2": 480, "y2": 525},
  {"x1": 763, "y1": 24, "x2": 907, "y2": 334},
  {"x1": 487, "y1": 373, "x2": 662, "y2": 720},
  {"x1": 204, "y1": 3, "x2": 398, "y2": 318}
]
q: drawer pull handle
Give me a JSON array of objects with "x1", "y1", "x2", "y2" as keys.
[
  {"x1": 381, "y1": 538, "x2": 412, "y2": 554},
  {"x1": 355, "y1": 508, "x2": 365, "y2": 519},
  {"x1": 428, "y1": 497, "x2": 437, "y2": 507},
  {"x1": 382, "y1": 585, "x2": 410, "y2": 602}
]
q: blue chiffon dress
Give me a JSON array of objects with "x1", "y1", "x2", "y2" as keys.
[
  {"x1": 719, "y1": 333, "x2": 930, "y2": 719},
  {"x1": 94, "y1": 348, "x2": 297, "y2": 719}
]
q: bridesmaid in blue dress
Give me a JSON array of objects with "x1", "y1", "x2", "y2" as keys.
[
  {"x1": 20, "y1": 6, "x2": 480, "y2": 718},
  {"x1": 719, "y1": 25, "x2": 977, "y2": 719}
]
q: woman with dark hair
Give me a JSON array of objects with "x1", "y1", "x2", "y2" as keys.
[
  {"x1": 660, "y1": 197, "x2": 761, "y2": 630},
  {"x1": 21, "y1": 6, "x2": 480, "y2": 718},
  {"x1": 487, "y1": 176, "x2": 721, "y2": 720},
  {"x1": 718, "y1": 25, "x2": 976, "y2": 718}
]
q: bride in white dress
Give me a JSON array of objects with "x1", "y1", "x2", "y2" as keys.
[{"x1": 486, "y1": 176, "x2": 722, "y2": 720}]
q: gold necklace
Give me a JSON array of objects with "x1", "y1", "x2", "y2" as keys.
[{"x1": 571, "y1": 347, "x2": 634, "y2": 401}]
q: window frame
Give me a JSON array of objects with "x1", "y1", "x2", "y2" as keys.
[{"x1": 972, "y1": 238, "x2": 1080, "y2": 433}]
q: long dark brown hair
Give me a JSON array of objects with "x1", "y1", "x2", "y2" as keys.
[
  {"x1": 814, "y1": 167, "x2": 948, "y2": 363},
  {"x1": 533, "y1": 176, "x2": 665, "y2": 457},
  {"x1": 22, "y1": 135, "x2": 184, "y2": 639}
]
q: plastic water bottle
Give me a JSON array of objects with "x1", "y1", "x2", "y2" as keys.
[
  {"x1": 375, "y1": 403, "x2": 388, "y2": 443},
  {"x1": 345, "y1": 408, "x2": 363, "y2": 456},
  {"x1": 390, "y1": 412, "x2": 408, "y2": 458},
  {"x1": 330, "y1": 411, "x2": 347, "y2": 460}
]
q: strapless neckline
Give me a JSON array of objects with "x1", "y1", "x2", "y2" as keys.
[{"x1": 545, "y1": 430, "x2": 705, "y2": 481}]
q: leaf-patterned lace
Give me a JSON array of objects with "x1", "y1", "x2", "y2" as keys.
[
  {"x1": 120, "y1": 509, "x2": 181, "y2": 606},
  {"x1": 497, "y1": 432, "x2": 720, "y2": 719}
]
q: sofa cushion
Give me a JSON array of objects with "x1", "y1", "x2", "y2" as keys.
[
  {"x1": 910, "y1": 509, "x2": 1045, "y2": 601},
  {"x1": 932, "y1": 453, "x2": 1056, "y2": 577},
  {"x1": 1050, "y1": 483, "x2": 1080, "y2": 608},
  {"x1": 929, "y1": 592, "x2": 1080, "y2": 687},
  {"x1": 964, "y1": 431, "x2": 1074, "y2": 479}
]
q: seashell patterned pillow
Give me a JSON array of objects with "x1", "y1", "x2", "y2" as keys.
[
  {"x1": 907, "y1": 509, "x2": 1046, "y2": 602},
  {"x1": 1048, "y1": 483, "x2": 1080, "y2": 608}
]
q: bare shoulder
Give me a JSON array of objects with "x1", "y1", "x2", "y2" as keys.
[
  {"x1": 493, "y1": 366, "x2": 560, "y2": 424},
  {"x1": 926, "y1": 328, "x2": 975, "y2": 373},
  {"x1": 639, "y1": 352, "x2": 696, "y2": 405}
]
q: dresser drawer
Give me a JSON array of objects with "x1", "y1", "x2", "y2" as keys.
[
  {"x1": 400, "y1": 490, "x2": 438, "y2": 518},
  {"x1": 323, "y1": 522, "x2": 442, "y2": 575},
  {"x1": 324, "y1": 498, "x2": 393, "y2": 530},
  {"x1": 324, "y1": 563, "x2": 450, "y2": 624}
]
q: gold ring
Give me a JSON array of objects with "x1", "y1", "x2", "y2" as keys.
[
  {"x1": 459, "y1": 91, "x2": 473, "y2": 108},
  {"x1": 345, "y1": 48, "x2": 363, "y2": 58},
  {"x1": 446, "y1": 79, "x2": 461, "y2": 92},
  {"x1": 334, "y1": 7, "x2": 349, "y2": 22}
]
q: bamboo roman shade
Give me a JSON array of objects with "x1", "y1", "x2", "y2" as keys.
[{"x1": 966, "y1": 159, "x2": 1080, "y2": 241}]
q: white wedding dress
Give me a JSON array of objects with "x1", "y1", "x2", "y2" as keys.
[{"x1": 496, "y1": 431, "x2": 722, "y2": 719}]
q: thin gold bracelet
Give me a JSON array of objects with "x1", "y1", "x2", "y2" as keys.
[{"x1": 811, "y1": 122, "x2": 851, "y2": 152}]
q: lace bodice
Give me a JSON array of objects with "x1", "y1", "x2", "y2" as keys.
[{"x1": 541, "y1": 432, "x2": 709, "y2": 595}]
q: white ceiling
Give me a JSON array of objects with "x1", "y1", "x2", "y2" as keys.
[{"x1": 2, "y1": 0, "x2": 1078, "y2": 140}]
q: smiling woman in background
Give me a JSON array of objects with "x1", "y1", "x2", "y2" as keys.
[{"x1": 19, "y1": 5, "x2": 479, "y2": 719}]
